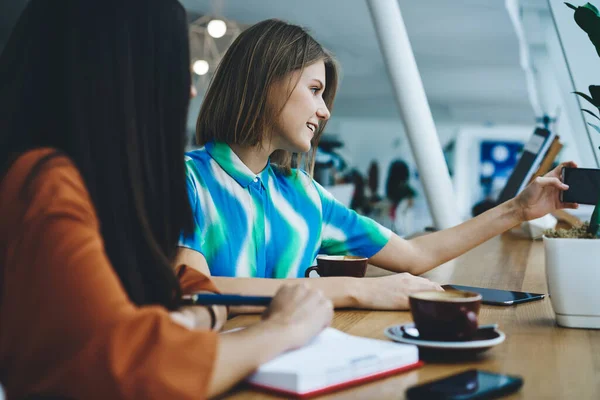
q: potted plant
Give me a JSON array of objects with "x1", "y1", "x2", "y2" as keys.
[{"x1": 543, "y1": 2, "x2": 600, "y2": 329}]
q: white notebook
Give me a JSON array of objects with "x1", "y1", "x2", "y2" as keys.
[{"x1": 247, "y1": 328, "x2": 421, "y2": 398}]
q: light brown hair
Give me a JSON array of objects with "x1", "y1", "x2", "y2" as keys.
[{"x1": 196, "y1": 19, "x2": 338, "y2": 175}]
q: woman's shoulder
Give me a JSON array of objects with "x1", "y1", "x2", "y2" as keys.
[
  {"x1": 270, "y1": 167, "x2": 326, "y2": 204},
  {"x1": 1, "y1": 148, "x2": 95, "y2": 227},
  {"x1": 184, "y1": 147, "x2": 211, "y2": 164},
  {"x1": 184, "y1": 147, "x2": 213, "y2": 175},
  {"x1": 3, "y1": 147, "x2": 85, "y2": 190},
  {"x1": 273, "y1": 166, "x2": 314, "y2": 187}
]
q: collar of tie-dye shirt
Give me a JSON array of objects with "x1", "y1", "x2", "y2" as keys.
[
  {"x1": 179, "y1": 141, "x2": 392, "y2": 278},
  {"x1": 204, "y1": 141, "x2": 271, "y2": 189}
]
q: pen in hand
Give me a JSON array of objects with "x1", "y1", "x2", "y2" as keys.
[{"x1": 182, "y1": 293, "x2": 273, "y2": 306}]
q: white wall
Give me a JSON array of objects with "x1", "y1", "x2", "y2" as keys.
[
  {"x1": 531, "y1": 46, "x2": 582, "y2": 164},
  {"x1": 548, "y1": 0, "x2": 600, "y2": 167},
  {"x1": 327, "y1": 116, "x2": 458, "y2": 195}
]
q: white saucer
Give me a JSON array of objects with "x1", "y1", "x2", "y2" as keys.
[{"x1": 385, "y1": 323, "x2": 505, "y2": 355}]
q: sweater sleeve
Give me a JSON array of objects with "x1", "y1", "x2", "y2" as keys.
[
  {"x1": 0, "y1": 150, "x2": 218, "y2": 400},
  {"x1": 176, "y1": 264, "x2": 220, "y2": 294}
]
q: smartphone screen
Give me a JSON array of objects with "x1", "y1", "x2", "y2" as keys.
[
  {"x1": 442, "y1": 284, "x2": 545, "y2": 306},
  {"x1": 561, "y1": 167, "x2": 600, "y2": 205},
  {"x1": 406, "y1": 369, "x2": 523, "y2": 400}
]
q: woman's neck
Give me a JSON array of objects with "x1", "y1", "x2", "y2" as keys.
[{"x1": 229, "y1": 143, "x2": 273, "y2": 174}]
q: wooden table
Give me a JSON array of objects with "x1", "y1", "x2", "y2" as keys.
[{"x1": 221, "y1": 233, "x2": 600, "y2": 399}]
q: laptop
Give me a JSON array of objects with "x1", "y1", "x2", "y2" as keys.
[{"x1": 496, "y1": 127, "x2": 557, "y2": 204}]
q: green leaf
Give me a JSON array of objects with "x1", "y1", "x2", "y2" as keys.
[
  {"x1": 589, "y1": 85, "x2": 600, "y2": 102},
  {"x1": 565, "y1": 2, "x2": 578, "y2": 9},
  {"x1": 587, "y1": 122, "x2": 600, "y2": 135},
  {"x1": 582, "y1": 108, "x2": 600, "y2": 120},
  {"x1": 572, "y1": 4, "x2": 600, "y2": 56},
  {"x1": 574, "y1": 91, "x2": 600, "y2": 107},
  {"x1": 584, "y1": 2, "x2": 600, "y2": 15}
]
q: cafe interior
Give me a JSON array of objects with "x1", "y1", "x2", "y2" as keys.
[
  {"x1": 177, "y1": 0, "x2": 600, "y2": 232},
  {"x1": 1, "y1": 0, "x2": 599, "y2": 399}
]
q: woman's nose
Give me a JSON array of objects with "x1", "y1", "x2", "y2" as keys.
[{"x1": 317, "y1": 105, "x2": 330, "y2": 120}]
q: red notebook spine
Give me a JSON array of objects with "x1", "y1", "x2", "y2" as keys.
[{"x1": 248, "y1": 360, "x2": 424, "y2": 399}]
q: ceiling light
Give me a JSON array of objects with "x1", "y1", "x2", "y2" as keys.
[
  {"x1": 193, "y1": 60, "x2": 209, "y2": 75},
  {"x1": 207, "y1": 19, "x2": 227, "y2": 38}
]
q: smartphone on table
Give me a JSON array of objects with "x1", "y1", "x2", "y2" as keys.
[
  {"x1": 561, "y1": 167, "x2": 600, "y2": 205},
  {"x1": 442, "y1": 284, "x2": 545, "y2": 306},
  {"x1": 406, "y1": 369, "x2": 523, "y2": 400}
]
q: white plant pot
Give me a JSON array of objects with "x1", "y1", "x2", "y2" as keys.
[{"x1": 544, "y1": 236, "x2": 600, "y2": 329}]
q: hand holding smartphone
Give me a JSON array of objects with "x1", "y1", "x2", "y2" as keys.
[
  {"x1": 561, "y1": 167, "x2": 600, "y2": 205},
  {"x1": 406, "y1": 369, "x2": 523, "y2": 400}
]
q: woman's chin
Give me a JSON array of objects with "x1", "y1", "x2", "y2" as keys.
[
  {"x1": 289, "y1": 142, "x2": 312, "y2": 154},
  {"x1": 279, "y1": 136, "x2": 312, "y2": 154},
  {"x1": 300, "y1": 143, "x2": 312, "y2": 153}
]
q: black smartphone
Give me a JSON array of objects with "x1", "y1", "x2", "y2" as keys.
[
  {"x1": 561, "y1": 167, "x2": 600, "y2": 205},
  {"x1": 442, "y1": 284, "x2": 545, "y2": 306},
  {"x1": 406, "y1": 369, "x2": 523, "y2": 400}
]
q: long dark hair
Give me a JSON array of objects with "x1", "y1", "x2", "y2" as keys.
[
  {"x1": 196, "y1": 19, "x2": 339, "y2": 175},
  {"x1": 0, "y1": 0, "x2": 193, "y2": 309}
]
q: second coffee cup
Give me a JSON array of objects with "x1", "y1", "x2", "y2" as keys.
[
  {"x1": 409, "y1": 290, "x2": 482, "y2": 341},
  {"x1": 305, "y1": 255, "x2": 368, "y2": 278}
]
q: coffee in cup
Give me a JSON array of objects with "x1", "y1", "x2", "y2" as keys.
[
  {"x1": 409, "y1": 290, "x2": 482, "y2": 341},
  {"x1": 304, "y1": 255, "x2": 368, "y2": 278}
]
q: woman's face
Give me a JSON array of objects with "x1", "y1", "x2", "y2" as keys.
[{"x1": 270, "y1": 61, "x2": 331, "y2": 153}]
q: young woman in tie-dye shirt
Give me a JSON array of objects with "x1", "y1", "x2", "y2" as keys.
[{"x1": 177, "y1": 19, "x2": 577, "y2": 310}]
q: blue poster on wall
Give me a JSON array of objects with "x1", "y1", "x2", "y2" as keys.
[{"x1": 479, "y1": 140, "x2": 523, "y2": 199}]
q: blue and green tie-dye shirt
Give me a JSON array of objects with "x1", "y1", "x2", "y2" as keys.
[{"x1": 179, "y1": 142, "x2": 392, "y2": 278}]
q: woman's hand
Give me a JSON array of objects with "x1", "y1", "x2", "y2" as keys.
[
  {"x1": 262, "y1": 283, "x2": 333, "y2": 350},
  {"x1": 354, "y1": 273, "x2": 443, "y2": 310},
  {"x1": 514, "y1": 161, "x2": 579, "y2": 222},
  {"x1": 207, "y1": 285, "x2": 332, "y2": 398}
]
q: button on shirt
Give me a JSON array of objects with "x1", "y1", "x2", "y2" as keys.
[{"x1": 179, "y1": 142, "x2": 392, "y2": 278}]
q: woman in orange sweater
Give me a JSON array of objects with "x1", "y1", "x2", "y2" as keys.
[{"x1": 0, "y1": 1, "x2": 332, "y2": 399}]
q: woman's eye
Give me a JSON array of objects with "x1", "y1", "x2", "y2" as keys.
[{"x1": 310, "y1": 87, "x2": 320, "y2": 94}]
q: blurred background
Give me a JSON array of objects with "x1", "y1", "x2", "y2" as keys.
[{"x1": 3, "y1": 0, "x2": 598, "y2": 236}]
